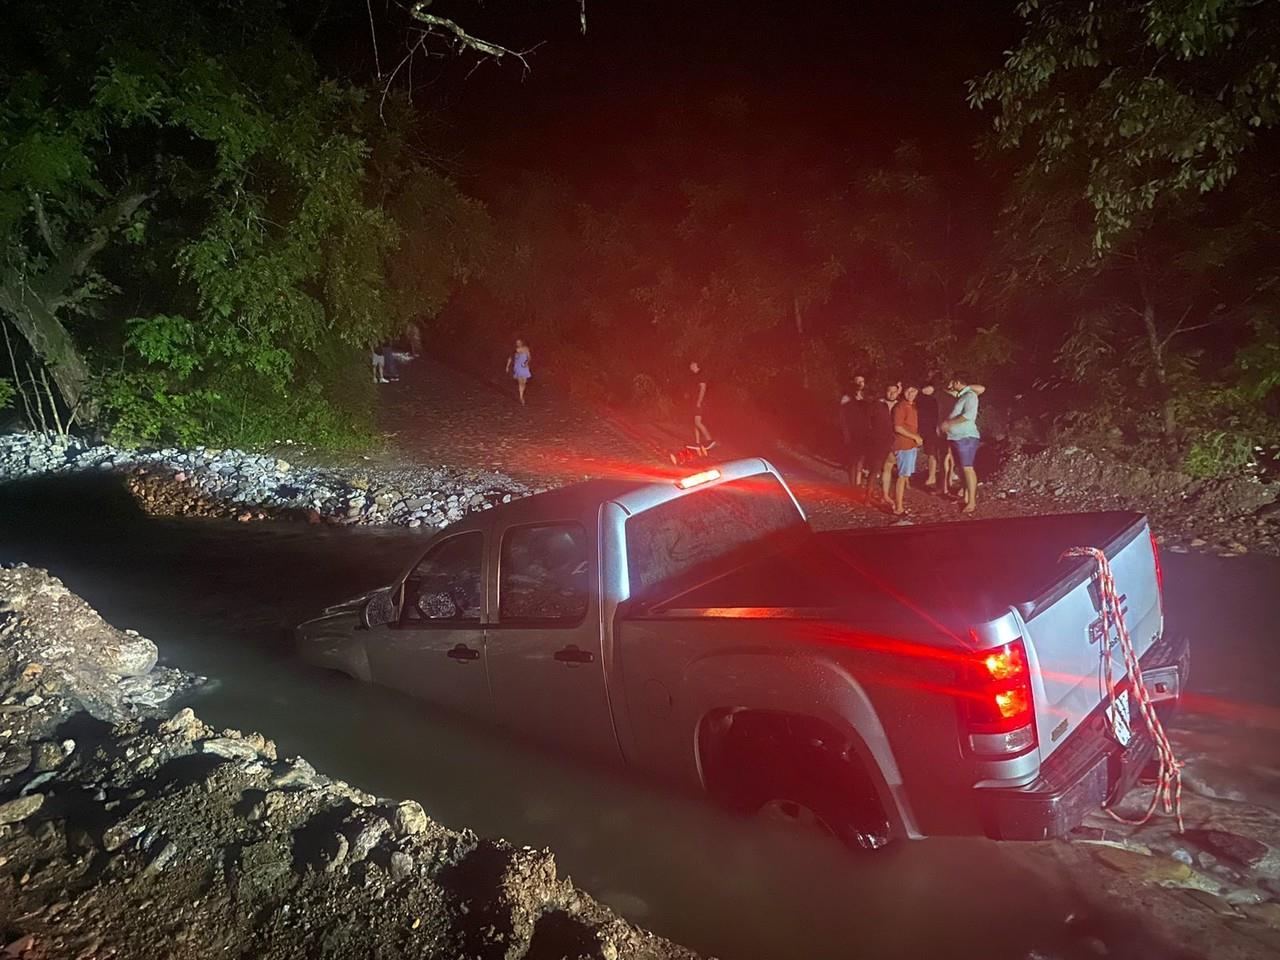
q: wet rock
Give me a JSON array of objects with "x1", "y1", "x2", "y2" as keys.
[
  {"x1": 1183, "y1": 829, "x2": 1270, "y2": 868},
  {"x1": 200, "y1": 737, "x2": 260, "y2": 761},
  {"x1": 392, "y1": 800, "x2": 429, "y2": 837},
  {"x1": 143, "y1": 840, "x2": 178, "y2": 876},
  {"x1": 349, "y1": 817, "x2": 390, "y2": 863},
  {"x1": 389, "y1": 850, "x2": 415, "y2": 882},
  {"x1": 0, "y1": 793, "x2": 45, "y2": 824},
  {"x1": 102, "y1": 819, "x2": 146, "y2": 852},
  {"x1": 322, "y1": 833, "x2": 349, "y2": 873},
  {"x1": 159, "y1": 707, "x2": 207, "y2": 742},
  {"x1": 31, "y1": 740, "x2": 65, "y2": 772}
]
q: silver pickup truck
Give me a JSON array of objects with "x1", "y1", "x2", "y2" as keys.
[{"x1": 296, "y1": 458, "x2": 1189, "y2": 848}]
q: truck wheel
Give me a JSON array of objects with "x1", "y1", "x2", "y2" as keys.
[{"x1": 700, "y1": 709, "x2": 893, "y2": 852}]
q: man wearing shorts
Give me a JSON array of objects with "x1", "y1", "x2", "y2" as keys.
[
  {"x1": 891, "y1": 385, "x2": 924, "y2": 517},
  {"x1": 689, "y1": 361, "x2": 715, "y2": 450},
  {"x1": 942, "y1": 373, "x2": 982, "y2": 514}
]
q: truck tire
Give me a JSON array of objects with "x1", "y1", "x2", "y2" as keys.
[{"x1": 699, "y1": 709, "x2": 892, "y2": 851}]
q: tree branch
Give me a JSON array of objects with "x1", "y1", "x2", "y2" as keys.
[
  {"x1": 29, "y1": 192, "x2": 57, "y2": 256},
  {"x1": 408, "y1": 5, "x2": 528, "y2": 64},
  {"x1": 41, "y1": 189, "x2": 150, "y2": 309}
]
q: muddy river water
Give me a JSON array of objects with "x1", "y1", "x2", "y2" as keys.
[{"x1": 2, "y1": 475, "x2": 1276, "y2": 960}]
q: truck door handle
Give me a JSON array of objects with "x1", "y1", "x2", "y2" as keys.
[
  {"x1": 447, "y1": 644, "x2": 480, "y2": 662},
  {"x1": 553, "y1": 645, "x2": 594, "y2": 665}
]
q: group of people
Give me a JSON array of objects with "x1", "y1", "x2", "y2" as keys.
[{"x1": 840, "y1": 374, "x2": 983, "y2": 517}]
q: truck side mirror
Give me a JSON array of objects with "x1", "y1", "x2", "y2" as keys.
[{"x1": 361, "y1": 587, "x2": 398, "y2": 629}]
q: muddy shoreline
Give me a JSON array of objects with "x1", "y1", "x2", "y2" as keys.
[{"x1": 0, "y1": 565, "x2": 697, "y2": 960}]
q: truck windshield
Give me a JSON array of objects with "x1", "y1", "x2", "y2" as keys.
[{"x1": 625, "y1": 473, "x2": 805, "y2": 600}]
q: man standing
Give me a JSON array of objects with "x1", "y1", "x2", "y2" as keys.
[
  {"x1": 916, "y1": 382, "x2": 940, "y2": 487},
  {"x1": 689, "y1": 361, "x2": 715, "y2": 451},
  {"x1": 891, "y1": 385, "x2": 924, "y2": 517},
  {"x1": 871, "y1": 382, "x2": 900, "y2": 507},
  {"x1": 941, "y1": 373, "x2": 982, "y2": 514},
  {"x1": 840, "y1": 374, "x2": 870, "y2": 487}
]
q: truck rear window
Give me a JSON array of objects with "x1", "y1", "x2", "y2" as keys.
[{"x1": 625, "y1": 473, "x2": 805, "y2": 599}]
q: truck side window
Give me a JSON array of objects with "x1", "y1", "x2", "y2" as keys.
[
  {"x1": 499, "y1": 522, "x2": 590, "y2": 623},
  {"x1": 402, "y1": 533, "x2": 483, "y2": 623}
]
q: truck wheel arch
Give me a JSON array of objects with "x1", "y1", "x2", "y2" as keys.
[{"x1": 696, "y1": 708, "x2": 897, "y2": 850}]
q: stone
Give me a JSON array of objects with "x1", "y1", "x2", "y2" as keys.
[
  {"x1": 31, "y1": 741, "x2": 65, "y2": 773},
  {"x1": 200, "y1": 738, "x2": 259, "y2": 761},
  {"x1": 275, "y1": 460, "x2": 291, "y2": 472},
  {"x1": 159, "y1": 707, "x2": 206, "y2": 741},
  {"x1": 389, "y1": 850, "x2": 414, "y2": 882},
  {"x1": 322, "y1": 833, "x2": 349, "y2": 873},
  {"x1": 349, "y1": 817, "x2": 390, "y2": 863},
  {"x1": 102, "y1": 820, "x2": 146, "y2": 852},
  {"x1": 0, "y1": 794, "x2": 44, "y2": 824},
  {"x1": 271, "y1": 757, "x2": 322, "y2": 790},
  {"x1": 392, "y1": 800, "x2": 429, "y2": 837},
  {"x1": 143, "y1": 840, "x2": 178, "y2": 876},
  {"x1": 1183, "y1": 828, "x2": 1269, "y2": 868}
]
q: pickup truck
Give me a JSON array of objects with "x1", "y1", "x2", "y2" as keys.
[{"x1": 296, "y1": 458, "x2": 1189, "y2": 848}]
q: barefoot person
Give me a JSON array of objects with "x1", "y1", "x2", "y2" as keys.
[
  {"x1": 871, "y1": 382, "x2": 900, "y2": 508},
  {"x1": 917, "y1": 382, "x2": 940, "y2": 487},
  {"x1": 505, "y1": 338, "x2": 532, "y2": 405},
  {"x1": 839, "y1": 374, "x2": 872, "y2": 487},
  {"x1": 941, "y1": 373, "x2": 982, "y2": 514},
  {"x1": 891, "y1": 385, "x2": 924, "y2": 517},
  {"x1": 689, "y1": 361, "x2": 716, "y2": 450}
]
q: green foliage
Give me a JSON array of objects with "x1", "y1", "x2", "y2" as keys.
[
  {"x1": 970, "y1": 0, "x2": 1280, "y2": 251},
  {"x1": 0, "y1": 377, "x2": 14, "y2": 411},
  {"x1": 1, "y1": 0, "x2": 484, "y2": 448}
]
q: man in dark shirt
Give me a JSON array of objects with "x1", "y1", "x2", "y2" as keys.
[
  {"x1": 916, "y1": 383, "x2": 941, "y2": 487},
  {"x1": 839, "y1": 374, "x2": 870, "y2": 486},
  {"x1": 688, "y1": 361, "x2": 715, "y2": 450}
]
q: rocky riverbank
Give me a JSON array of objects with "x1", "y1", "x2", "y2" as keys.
[
  {"x1": 991, "y1": 445, "x2": 1279, "y2": 558},
  {"x1": 0, "y1": 565, "x2": 698, "y2": 960},
  {"x1": 0, "y1": 433, "x2": 534, "y2": 530}
]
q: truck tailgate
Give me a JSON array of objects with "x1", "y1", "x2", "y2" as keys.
[{"x1": 1018, "y1": 516, "x2": 1162, "y2": 761}]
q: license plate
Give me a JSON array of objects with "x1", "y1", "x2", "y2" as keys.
[{"x1": 1105, "y1": 690, "x2": 1133, "y2": 747}]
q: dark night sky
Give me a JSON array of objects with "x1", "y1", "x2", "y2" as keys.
[{"x1": 402, "y1": 0, "x2": 1022, "y2": 192}]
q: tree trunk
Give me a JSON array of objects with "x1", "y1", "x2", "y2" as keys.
[
  {"x1": 1136, "y1": 261, "x2": 1176, "y2": 437},
  {"x1": 0, "y1": 189, "x2": 148, "y2": 425},
  {"x1": 0, "y1": 297, "x2": 96, "y2": 423}
]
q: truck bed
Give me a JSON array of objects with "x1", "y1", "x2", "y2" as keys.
[{"x1": 650, "y1": 511, "x2": 1149, "y2": 642}]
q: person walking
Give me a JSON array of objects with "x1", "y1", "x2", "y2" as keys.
[
  {"x1": 506, "y1": 338, "x2": 532, "y2": 405},
  {"x1": 916, "y1": 382, "x2": 941, "y2": 487},
  {"x1": 891, "y1": 385, "x2": 924, "y2": 517},
  {"x1": 871, "y1": 382, "x2": 900, "y2": 508},
  {"x1": 839, "y1": 374, "x2": 871, "y2": 487},
  {"x1": 688, "y1": 360, "x2": 715, "y2": 450},
  {"x1": 941, "y1": 373, "x2": 982, "y2": 514}
]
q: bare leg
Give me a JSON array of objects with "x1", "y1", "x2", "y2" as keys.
[
  {"x1": 942, "y1": 448, "x2": 955, "y2": 495},
  {"x1": 925, "y1": 453, "x2": 937, "y2": 486},
  {"x1": 517, "y1": 379, "x2": 526, "y2": 405},
  {"x1": 694, "y1": 415, "x2": 713, "y2": 446},
  {"x1": 962, "y1": 466, "x2": 978, "y2": 513},
  {"x1": 894, "y1": 474, "x2": 908, "y2": 514},
  {"x1": 880, "y1": 453, "x2": 894, "y2": 507}
]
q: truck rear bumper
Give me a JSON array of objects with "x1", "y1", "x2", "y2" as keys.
[{"x1": 976, "y1": 630, "x2": 1191, "y2": 841}]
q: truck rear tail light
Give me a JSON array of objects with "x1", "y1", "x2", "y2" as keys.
[
  {"x1": 676, "y1": 468, "x2": 721, "y2": 489},
  {"x1": 962, "y1": 638, "x2": 1037, "y2": 756}
]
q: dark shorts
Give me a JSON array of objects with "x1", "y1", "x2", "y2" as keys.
[
  {"x1": 950, "y1": 437, "x2": 981, "y2": 468},
  {"x1": 922, "y1": 430, "x2": 943, "y2": 458}
]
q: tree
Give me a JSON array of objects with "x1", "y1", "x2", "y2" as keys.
[
  {"x1": 969, "y1": 0, "x2": 1280, "y2": 250},
  {"x1": 0, "y1": 0, "x2": 484, "y2": 445}
]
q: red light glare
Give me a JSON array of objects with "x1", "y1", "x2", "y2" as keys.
[
  {"x1": 983, "y1": 644, "x2": 1026, "y2": 682},
  {"x1": 993, "y1": 686, "x2": 1030, "y2": 720},
  {"x1": 677, "y1": 468, "x2": 722, "y2": 489}
]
